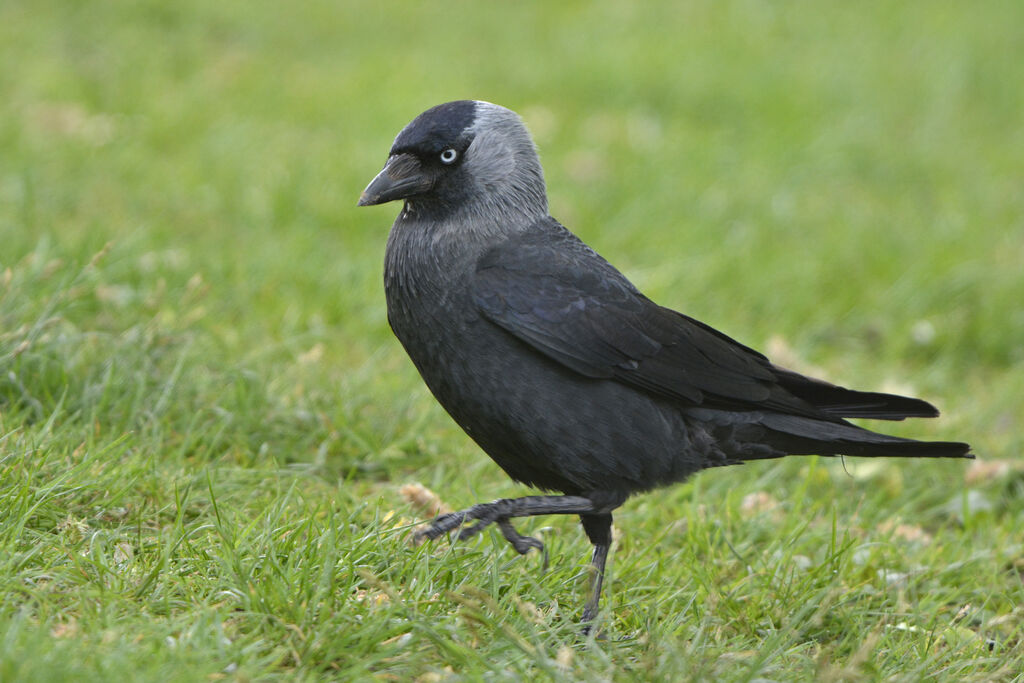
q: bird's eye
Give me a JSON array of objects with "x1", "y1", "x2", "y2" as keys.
[{"x1": 440, "y1": 148, "x2": 458, "y2": 164}]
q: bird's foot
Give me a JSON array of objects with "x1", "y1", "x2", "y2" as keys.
[
  {"x1": 414, "y1": 501, "x2": 546, "y2": 562},
  {"x1": 414, "y1": 500, "x2": 506, "y2": 542}
]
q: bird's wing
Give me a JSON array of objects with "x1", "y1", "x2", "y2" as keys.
[
  {"x1": 472, "y1": 225, "x2": 785, "y2": 410},
  {"x1": 472, "y1": 222, "x2": 940, "y2": 420}
]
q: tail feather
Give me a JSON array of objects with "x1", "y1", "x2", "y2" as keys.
[
  {"x1": 751, "y1": 412, "x2": 973, "y2": 460},
  {"x1": 772, "y1": 366, "x2": 941, "y2": 420}
]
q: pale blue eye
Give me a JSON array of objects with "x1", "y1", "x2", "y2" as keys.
[{"x1": 440, "y1": 148, "x2": 458, "y2": 164}]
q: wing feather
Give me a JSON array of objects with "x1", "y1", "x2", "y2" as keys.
[{"x1": 472, "y1": 219, "x2": 940, "y2": 421}]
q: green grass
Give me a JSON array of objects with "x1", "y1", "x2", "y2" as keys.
[{"x1": 2, "y1": 0, "x2": 1022, "y2": 680}]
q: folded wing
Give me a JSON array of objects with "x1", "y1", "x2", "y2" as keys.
[{"x1": 473, "y1": 220, "x2": 941, "y2": 422}]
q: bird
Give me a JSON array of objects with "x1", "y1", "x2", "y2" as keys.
[{"x1": 357, "y1": 100, "x2": 973, "y2": 631}]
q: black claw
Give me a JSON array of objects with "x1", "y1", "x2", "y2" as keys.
[
  {"x1": 512, "y1": 535, "x2": 544, "y2": 555},
  {"x1": 415, "y1": 510, "x2": 468, "y2": 542},
  {"x1": 497, "y1": 518, "x2": 545, "y2": 557},
  {"x1": 456, "y1": 519, "x2": 490, "y2": 541}
]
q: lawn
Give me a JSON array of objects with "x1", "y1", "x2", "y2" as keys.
[{"x1": 1, "y1": 1, "x2": 1022, "y2": 680}]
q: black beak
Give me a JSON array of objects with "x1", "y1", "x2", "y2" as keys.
[{"x1": 357, "y1": 153, "x2": 433, "y2": 207}]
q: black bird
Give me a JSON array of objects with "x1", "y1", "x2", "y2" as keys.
[{"x1": 358, "y1": 100, "x2": 972, "y2": 629}]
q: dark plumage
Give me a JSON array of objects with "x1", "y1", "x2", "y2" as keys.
[{"x1": 358, "y1": 100, "x2": 972, "y2": 629}]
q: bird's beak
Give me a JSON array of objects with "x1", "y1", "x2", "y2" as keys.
[{"x1": 357, "y1": 153, "x2": 433, "y2": 207}]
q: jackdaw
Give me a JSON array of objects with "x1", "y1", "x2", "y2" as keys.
[{"x1": 358, "y1": 100, "x2": 972, "y2": 629}]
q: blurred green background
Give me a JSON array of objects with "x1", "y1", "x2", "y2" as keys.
[{"x1": 1, "y1": 1, "x2": 1021, "y2": 680}]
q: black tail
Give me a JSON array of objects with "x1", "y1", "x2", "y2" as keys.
[
  {"x1": 772, "y1": 367, "x2": 942, "y2": 420},
  {"x1": 746, "y1": 412, "x2": 973, "y2": 460}
]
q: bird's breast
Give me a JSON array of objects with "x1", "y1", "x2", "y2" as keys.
[{"x1": 384, "y1": 233, "x2": 479, "y2": 372}]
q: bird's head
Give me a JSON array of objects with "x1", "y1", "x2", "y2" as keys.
[{"x1": 359, "y1": 100, "x2": 548, "y2": 222}]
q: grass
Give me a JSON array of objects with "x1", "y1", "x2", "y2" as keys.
[{"x1": 1, "y1": 0, "x2": 1022, "y2": 679}]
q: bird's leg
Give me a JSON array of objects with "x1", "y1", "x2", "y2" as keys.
[
  {"x1": 579, "y1": 513, "x2": 613, "y2": 633},
  {"x1": 416, "y1": 496, "x2": 616, "y2": 630},
  {"x1": 415, "y1": 495, "x2": 597, "y2": 553}
]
